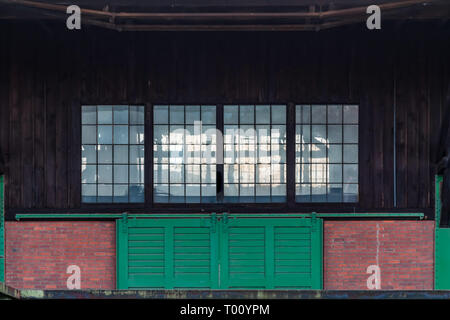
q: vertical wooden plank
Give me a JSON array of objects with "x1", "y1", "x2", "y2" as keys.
[
  {"x1": 164, "y1": 225, "x2": 174, "y2": 289},
  {"x1": 0, "y1": 23, "x2": 10, "y2": 209},
  {"x1": 8, "y1": 24, "x2": 23, "y2": 208},
  {"x1": 265, "y1": 225, "x2": 275, "y2": 289},
  {"x1": 44, "y1": 27, "x2": 58, "y2": 208}
]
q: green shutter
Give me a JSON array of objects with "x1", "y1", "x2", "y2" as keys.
[
  {"x1": 117, "y1": 216, "x2": 219, "y2": 289},
  {"x1": 435, "y1": 174, "x2": 450, "y2": 289},
  {"x1": 220, "y1": 217, "x2": 322, "y2": 289},
  {"x1": 117, "y1": 215, "x2": 322, "y2": 290}
]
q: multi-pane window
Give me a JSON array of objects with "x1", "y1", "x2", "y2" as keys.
[
  {"x1": 81, "y1": 105, "x2": 145, "y2": 203},
  {"x1": 153, "y1": 105, "x2": 217, "y2": 203},
  {"x1": 224, "y1": 105, "x2": 286, "y2": 202},
  {"x1": 295, "y1": 105, "x2": 358, "y2": 202}
]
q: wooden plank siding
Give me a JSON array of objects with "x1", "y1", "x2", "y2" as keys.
[{"x1": 0, "y1": 21, "x2": 449, "y2": 215}]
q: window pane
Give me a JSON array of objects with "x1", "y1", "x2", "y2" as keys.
[
  {"x1": 256, "y1": 184, "x2": 270, "y2": 202},
  {"x1": 114, "y1": 165, "x2": 128, "y2": 184},
  {"x1": 256, "y1": 164, "x2": 271, "y2": 183},
  {"x1": 256, "y1": 105, "x2": 270, "y2": 124},
  {"x1": 186, "y1": 105, "x2": 200, "y2": 124},
  {"x1": 224, "y1": 164, "x2": 239, "y2": 183},
  {"x1": 154, "y1": 164, "x2": 169, "y2": 184},
  {"x1": 154, "y1": 125, "x2": 169, "y2": 144},
  {"x1": 153, "y1": 105, "x2": 168, "y2": 124},
  {"x1": 98, "y1": 184, "x2": 113, "y2": 202},
  {"x1": 240, "y1": 105, "x2": 254, "y2": 124},
  {"x1": 130, "y1": 106, "x2": 145, "y2": 124},
  {"x1": 82, "y1": 145, "x2": 96, "y2": 164},
  {"x1": 344, "y1": 125, "x2": 358, "y2": 143},
  {"x1": 343, "y1": 184, "x2": 358, "y2": 202},
  {"x1": 114, "y1": 145, "x2": 128, "y2": 164},
  {"x1": 154, "y1": 185, "x2": 169, "y2": 203},
  {"x1": 328, "y1": 145, "x2": 342, "y2": 163},
  {"x1": 114, "y1": 185, "x2": 128, "y2": 203},
  {"x1": 343, "y1": 144, "x2": 358, "y2": 163},
  {"x1": 224, "y1": 105, "x2": 238, "y2": 124},
  {"x1": 311, "y1": 105, "x2": 326, "y2": 123},
  {"x1": 170, "y1": 105, "x2": 184, "y2": 124},
  {"x1": 114, "y1": 125, "x2": 128, "y2": 144},
  {"x1": 82, "y1": 126, "x2": 97, "y2": 144},
  {"x1": 130, "y1": 165, "x2": 145, "y2": 184},
  {"x1": 328, "y1": 125, "x2": 342, "y2": 143},
  {"x1": 201, "y1": 185, "x2": 216, "y2": 203},
  {"x1": 302, "y1": 105, "x2": 311, "y2": 124},
  {"x1": 82, "y1": 106, "x2": 96, "y2": 124},
  {"x1": 170, "y1": 184, "x2": 184, "y2": 203},
  {"x1": 186, "y1": 165, "x2": 201, "y2": 183},
  {"x1": 296, "y1": 184, "x2": 311, "y2": 202},
  {"x1": 327, "y1": 105, "x2": 342, "y2": 124},
  {"x1": 98, "y1": 125, "x2": 112, "y2": 144},
  {"x1": 98, "y1": 165, "x2": 112, "y2": 183},
  {"x1": 82, "y1": 184, "x2": 96, "y2": 203},
  {"x1": 129, "y1": 184, "x2": 144, "y2": 203},
  {"x1": 343, "y1": 164, "x2": 358, "y2": 183},
  {"x1": 98, "y1": 145, "x2": 113, "y2": 164},
  {"x1": 271, "y1": 105, "x2": 286, "y2": 124},
  {"x1": 343, "y1": 105, "x2": 358, "y2": 124},
  {"x1": 202, "y1": 105, "x2": 216, "y2": 124},
  {"x1": 328, "y1": 184, "x2": 343, "y2": 202},
  {"x1": 130, "y1": 125, "x2": 145, "y2": 144},
  {"x1": 153, "y1": 144, "x2": 169, "y2": 163},
  {"x1": 186, "y1": 184, "x2": 200, "y2": 203},
  {"x1": 130, "y1": 145, "x2": 145, "y2": 164},
  {"x1": 82, "y1": 165, "x2": 96, "y2": 183},
  {"x1": 114, "y1": 106, "x2": 128, "y2": 124},
  {"x1": 98, "y1": 106, "x2": 112, "y2": 124},
  {"x1": 224, "y1": 184, "x2": 238, "y2": 200}
]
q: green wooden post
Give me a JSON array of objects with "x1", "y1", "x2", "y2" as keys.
[
  {"x1": 311, "y1": 214, "x2": 323, "y2": 290},
  {"x1": 116, "y1": 216, "x2": 129, "y2": 289}
]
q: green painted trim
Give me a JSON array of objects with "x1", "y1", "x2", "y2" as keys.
[
  {"x1": 15, "y1": 212, "x2": 425, "y2": 220},
  {"x1": 116, "y1": 219, "x2": 128, "y2": 290},
  {"x1": 0, "y1": 175, "x2": 4, "y2": 283},
  {"x1": 435, "y1": 174, "x2": 443, "y2": 228},
  {"x1": 435, "y1": 174, "x2": 443, "y2": 290},
  {"x1": 311, "y1": 217, "x2": 323, "y2": 289}
]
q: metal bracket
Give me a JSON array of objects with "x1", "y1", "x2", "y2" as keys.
[
  {"x1": 222, "y1": 212, "x2": 229, "y2": 233},
  {"x1": 211, "y1": 212, "x2": 217, "y2": 233},
  {"x1": 311, "y1": 212, "x2": 318, "y2": 230},
  {"x1": 121, "y1": 212, "x2": 128, "y2": 234}
]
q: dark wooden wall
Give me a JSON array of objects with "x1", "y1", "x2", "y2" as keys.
[{"x1": 0, "y1": 21, "x2": 449, "y2": 214}]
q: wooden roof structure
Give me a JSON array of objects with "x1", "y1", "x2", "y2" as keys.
[{"x1": 0, "y1": 0, "x2": 449, "y2": 31}]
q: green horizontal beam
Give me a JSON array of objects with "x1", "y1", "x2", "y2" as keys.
[{"x1": 15, "y1": 212, "x2": 424, "y2": 220}]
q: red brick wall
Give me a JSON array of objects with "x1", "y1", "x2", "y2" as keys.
[
  {"x1": 324, "y1": 221, "x2": 434, "y2": 290},
  {"x1": 5, "y1": 221, "x2": 116, "y2": 290}
]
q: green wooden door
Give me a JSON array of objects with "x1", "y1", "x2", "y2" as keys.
[
  {"x1": 117, "y1": 216, "x2": 219, "y2": 289},
  {"x1": 220, "y1": 216, "x2": 322, "y2": 289},
  {"x1": 117, "y1": 215, "x2": 322, "y2": 290}
]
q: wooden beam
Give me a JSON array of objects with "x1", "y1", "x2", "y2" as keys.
[{"x1": 0, "y1": 0, "x2": 445, "y2": 21}]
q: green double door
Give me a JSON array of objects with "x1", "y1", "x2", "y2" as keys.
[{"x1": 117, "y1": 215, "x2": 322, "y2": 290}]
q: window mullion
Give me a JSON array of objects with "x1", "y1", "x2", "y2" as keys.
[
  {"x1": 286, "y1": 102, "x2": 296, "y2": 207},
  {"x1": 217, "y1": 104, "x2": 224, "y2": 203}
]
